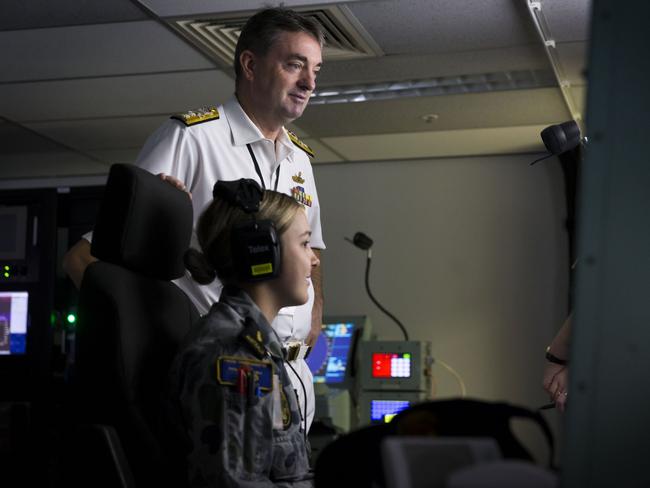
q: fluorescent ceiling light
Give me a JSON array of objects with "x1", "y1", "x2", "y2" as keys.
[{"x1": 310, "y1": 69, "x2": 556, "y2": 105}]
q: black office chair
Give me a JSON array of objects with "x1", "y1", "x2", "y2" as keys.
[
  {"x1": 64, "y1": 164, "x2": 198, "y2": 487},
  {"x1": 315, "y1": 399, "x2": 555, "y2": 488}
]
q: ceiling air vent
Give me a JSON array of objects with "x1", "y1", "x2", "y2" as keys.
[{"x1": 170, "y1": 5, "x2": 383, "y2": 68}]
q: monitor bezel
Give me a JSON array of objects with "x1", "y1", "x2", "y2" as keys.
[
  {"x1": 0, "y1": 290, "x2": 29, "y2": 356},
  {"x1": 359, "y1": 340, "x2": 428, "y2": 391},
  {"x1": 309, "y1": 314, "x2": 367, "y2": 389},
  {"x1": 358, "y1": 390, "x2": 427, "y2": 425}
]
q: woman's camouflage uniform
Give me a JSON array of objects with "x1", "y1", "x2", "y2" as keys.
[{"x1": 168, "y1": 287, "x2": 312, "y2": 487}]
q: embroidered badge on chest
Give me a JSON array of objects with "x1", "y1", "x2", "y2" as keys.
[
  {"x1": 292, "y1": 172, "x2": 305, "y2": 184},
  {"x1": 291, "y1": 185, "x2": 312, "y2": 207},
  {"x1": 216, "y1": 356, "x2": 274, "y2": 391}
]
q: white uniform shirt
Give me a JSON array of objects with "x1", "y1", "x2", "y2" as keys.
[{"x1": 86, "y1": 97, "x2": 324, "y2": 431}]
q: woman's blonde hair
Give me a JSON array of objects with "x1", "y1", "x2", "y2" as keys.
[{"x1": 185, "y1": 189, "x2": 303, "y2": 285}]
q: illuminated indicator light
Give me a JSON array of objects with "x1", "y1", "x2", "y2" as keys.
[
  {"x1": 384, "y1": 414, "x2": 397, "y2": 423},
  {"x1": 66, "y1": 314, "x2": 77, "y2": 324},
  {"x1": 3, "y1": 265, "x2": 9, "y2": 271},
  {"x1": 404, "y1": 353, "x2": 411, "y2": 359},
  {"x1": 3, "y1": 272, "x2": 9, "y2": 278}
]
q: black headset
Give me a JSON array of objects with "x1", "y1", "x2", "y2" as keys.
[{"x1": 212, "y1": 179, "x2": 281, "y2": 282}]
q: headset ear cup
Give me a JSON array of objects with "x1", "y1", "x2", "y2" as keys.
[{"x1": 231, "y1": 219, "x2": 281, "y2": 282}]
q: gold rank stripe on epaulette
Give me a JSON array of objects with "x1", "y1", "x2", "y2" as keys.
[
  {"x1": 287, "y1": 130, "x2": 315, "y2": 158},
  {"x1": 171, "y1": 106, "x2": 220, "y2": 126}
]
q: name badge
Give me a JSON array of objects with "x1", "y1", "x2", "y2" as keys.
[{"x1": 216, "y1": 356, "x2": 274, "y2": 391}]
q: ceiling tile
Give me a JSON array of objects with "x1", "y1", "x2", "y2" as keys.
[
  {"x1": 24, "y1": 115, "x2": 169, "y2": 151},
  {"x1": 1, "y1": 21, "x2": 215, "y2": 83},
  {"x1": 0, "y1": 120, "x2": 68, "y2": 155},
  {"x1": 0, "y1": 0, "x2": 148, "y2": 31},
  {"x1": 570, "y1": 85, "x2": 587, "y2": 117},
  {"x1": 539, "y1": 0, "x2": 592, "y2": 43},
  {"x1": 322, "y1": 125, "x2": 548, "y2": 161},
  {"x1": 1, "y1": 70, "x2": 234, "y2": 122},
  {"x1": 555, "y1": 41, "x2": 588, "y2": 86},
  {"x1": 317, "y1": 45, "x2": 549, "y2": 86},
  {"x1": 299, "y1": 88, "x2": 570, "y2": 137},
  {"x1": 140, "y1": 0, "x2": 359, "y2": 18},
  {"x1": 348, "y1": 0, "x2": 538, "y2": 55}
]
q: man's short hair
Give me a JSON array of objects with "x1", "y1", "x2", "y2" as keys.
[{"x1": 234, "y1": 7, "x2": 324, "y2": 82}]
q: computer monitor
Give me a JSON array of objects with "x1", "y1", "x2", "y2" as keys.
[
  {"x1": 0, "y1": 291, "x2": 29, "y2": 355},
  {"x1": 359, "y1": 340, "x2": 433, "y2": 392},
  {"x1": 358, "y1": 391, "x2": 428, "y2": 425},
  {"x1": 307, "y1": 315, "x2": 367, "y2": 387}
]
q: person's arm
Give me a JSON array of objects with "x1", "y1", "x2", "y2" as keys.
[
  {"x1": 542, "y1": 314, "x2": 572, "y2": 412},
  {"x1": 547, "y1": 314, "x2": 572, "y2": 360},
  {"x1": 62, "y1": 239, "x2": 98, "y2": 290},
  {"x1": 307, "y1": 249, "x2": 323, "y2": 347},
  {"x1": 177, "y1": 348, "x2": 277, "y2": 487}
]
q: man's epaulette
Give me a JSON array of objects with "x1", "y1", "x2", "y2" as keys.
[
  {"x1": 171, "y1": 106, "x2": 220, "y2": 126},
  {"x1": 287, "y1": 130, "x2": 315, "y2": 158}
]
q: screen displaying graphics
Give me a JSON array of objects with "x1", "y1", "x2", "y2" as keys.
[
  {"x1": 370, "y1": 399, "x2": 411, "y2": 423},
  {"x1": 372, "y1": 352, "x2": 412, "y2": 378},
  {"x1": 306, "y1": 321, "x2": 355, "y2": 385},
  {"x1": 0, "y1": 291, "x2": 28, "y2": 355}
]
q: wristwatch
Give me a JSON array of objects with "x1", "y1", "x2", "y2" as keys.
[{"x1": 545, "y1": 346, "x2": 568, "y2": 366}]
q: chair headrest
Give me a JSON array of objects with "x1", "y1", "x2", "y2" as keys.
[{"x1": 91, "y1": 164, "x2": 193, "y2": 280}]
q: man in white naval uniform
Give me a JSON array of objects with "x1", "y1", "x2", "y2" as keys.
[{"x1": 63, "y1": 7, "x2": 325, "y2": 432}]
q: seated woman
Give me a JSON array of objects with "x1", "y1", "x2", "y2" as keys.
[{"x1": 168, "y1": 179, "x2": 319, "y2": 487}]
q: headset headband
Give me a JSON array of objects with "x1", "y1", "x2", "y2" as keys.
[{"x1": 213, "y1": 179, "x2": 263, "y2": 214}]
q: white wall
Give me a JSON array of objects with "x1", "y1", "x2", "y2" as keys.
[{"x1": 313, "y1": 152, "x2": 570, "y2": 461}]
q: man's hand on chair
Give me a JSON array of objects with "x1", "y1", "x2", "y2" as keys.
[{"x1": 158, "y1": 173, "x2": 192, "y2": 199}]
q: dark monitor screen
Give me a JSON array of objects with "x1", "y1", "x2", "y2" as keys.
[
  {"x1": 0, "y1": 206, "x2": 28, "y2": 261},
  {"x1": 306, "y1": 317, "x2": 362, "y2": 386},
  {"x1": 0, "y1": 291, "x2": 28, "y2": 355}
]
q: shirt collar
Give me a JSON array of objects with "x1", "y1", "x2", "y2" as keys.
[
  {"x1": 223, "y1": 96, "x2": 264, "y2": 146},
  {"x1": 223, "y1": 96, "x2": 296, "y2": 160},
  {"x1": 218, "y1": 286, "x2": 284, "y2": 358}
]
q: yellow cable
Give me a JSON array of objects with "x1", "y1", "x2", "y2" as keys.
[{"x1": 434, "y1": 357, "x2": 467, "y2": 397}]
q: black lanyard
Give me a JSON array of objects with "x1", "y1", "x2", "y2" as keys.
[{"x1": 246, "y1": 143, "x2": 280, "y2": 191}]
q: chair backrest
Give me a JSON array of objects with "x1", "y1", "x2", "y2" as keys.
[
  {"x1": 446, "y1": 460, "x2": 558, "y2": 488},
  {"x1": 315, "y1": 398, "x2": 554, "y2": 488},
  {"x1": 73, "y1": 164, "x2": 198, "y2": 486},
  {"x1": 392, "y1": 399, "x2": 555, "y2": 465},
  {"x1": 382, "y1": 437, "x2": 501, "y2": 488}
]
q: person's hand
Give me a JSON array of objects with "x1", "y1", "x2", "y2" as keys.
[
  {"x1": 158, "y1": 173, "x2": 192, "y2": 199},
  {"x1": 306, "y1": 327, "x2": 319, "y2": 348},
  {"x1": 543, "y1": 362, "x2": 569, "y2": 412},
  {"x1": 306, "y1": 317, "x2": 320, "y2": 347},
  {"x1": 305, "y1": 303, "x2": 322, "y2": 347}
]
